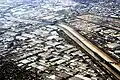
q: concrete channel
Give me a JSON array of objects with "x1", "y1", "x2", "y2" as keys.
[{"x1": 58, "y1": 23, "x2": 120, "y2": 80}]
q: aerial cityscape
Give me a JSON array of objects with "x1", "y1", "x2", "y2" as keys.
[{"x1": 0, "y1": 0, "x2": 120, "y2": 80}]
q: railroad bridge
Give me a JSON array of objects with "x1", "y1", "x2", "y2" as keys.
[{"x1": 0, "y1": 0, "x2": 120, "y2": 80}]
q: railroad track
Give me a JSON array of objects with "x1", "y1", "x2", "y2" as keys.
[{"x1": 57, "y1": 23, "x2": 120, "y2": 80}]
